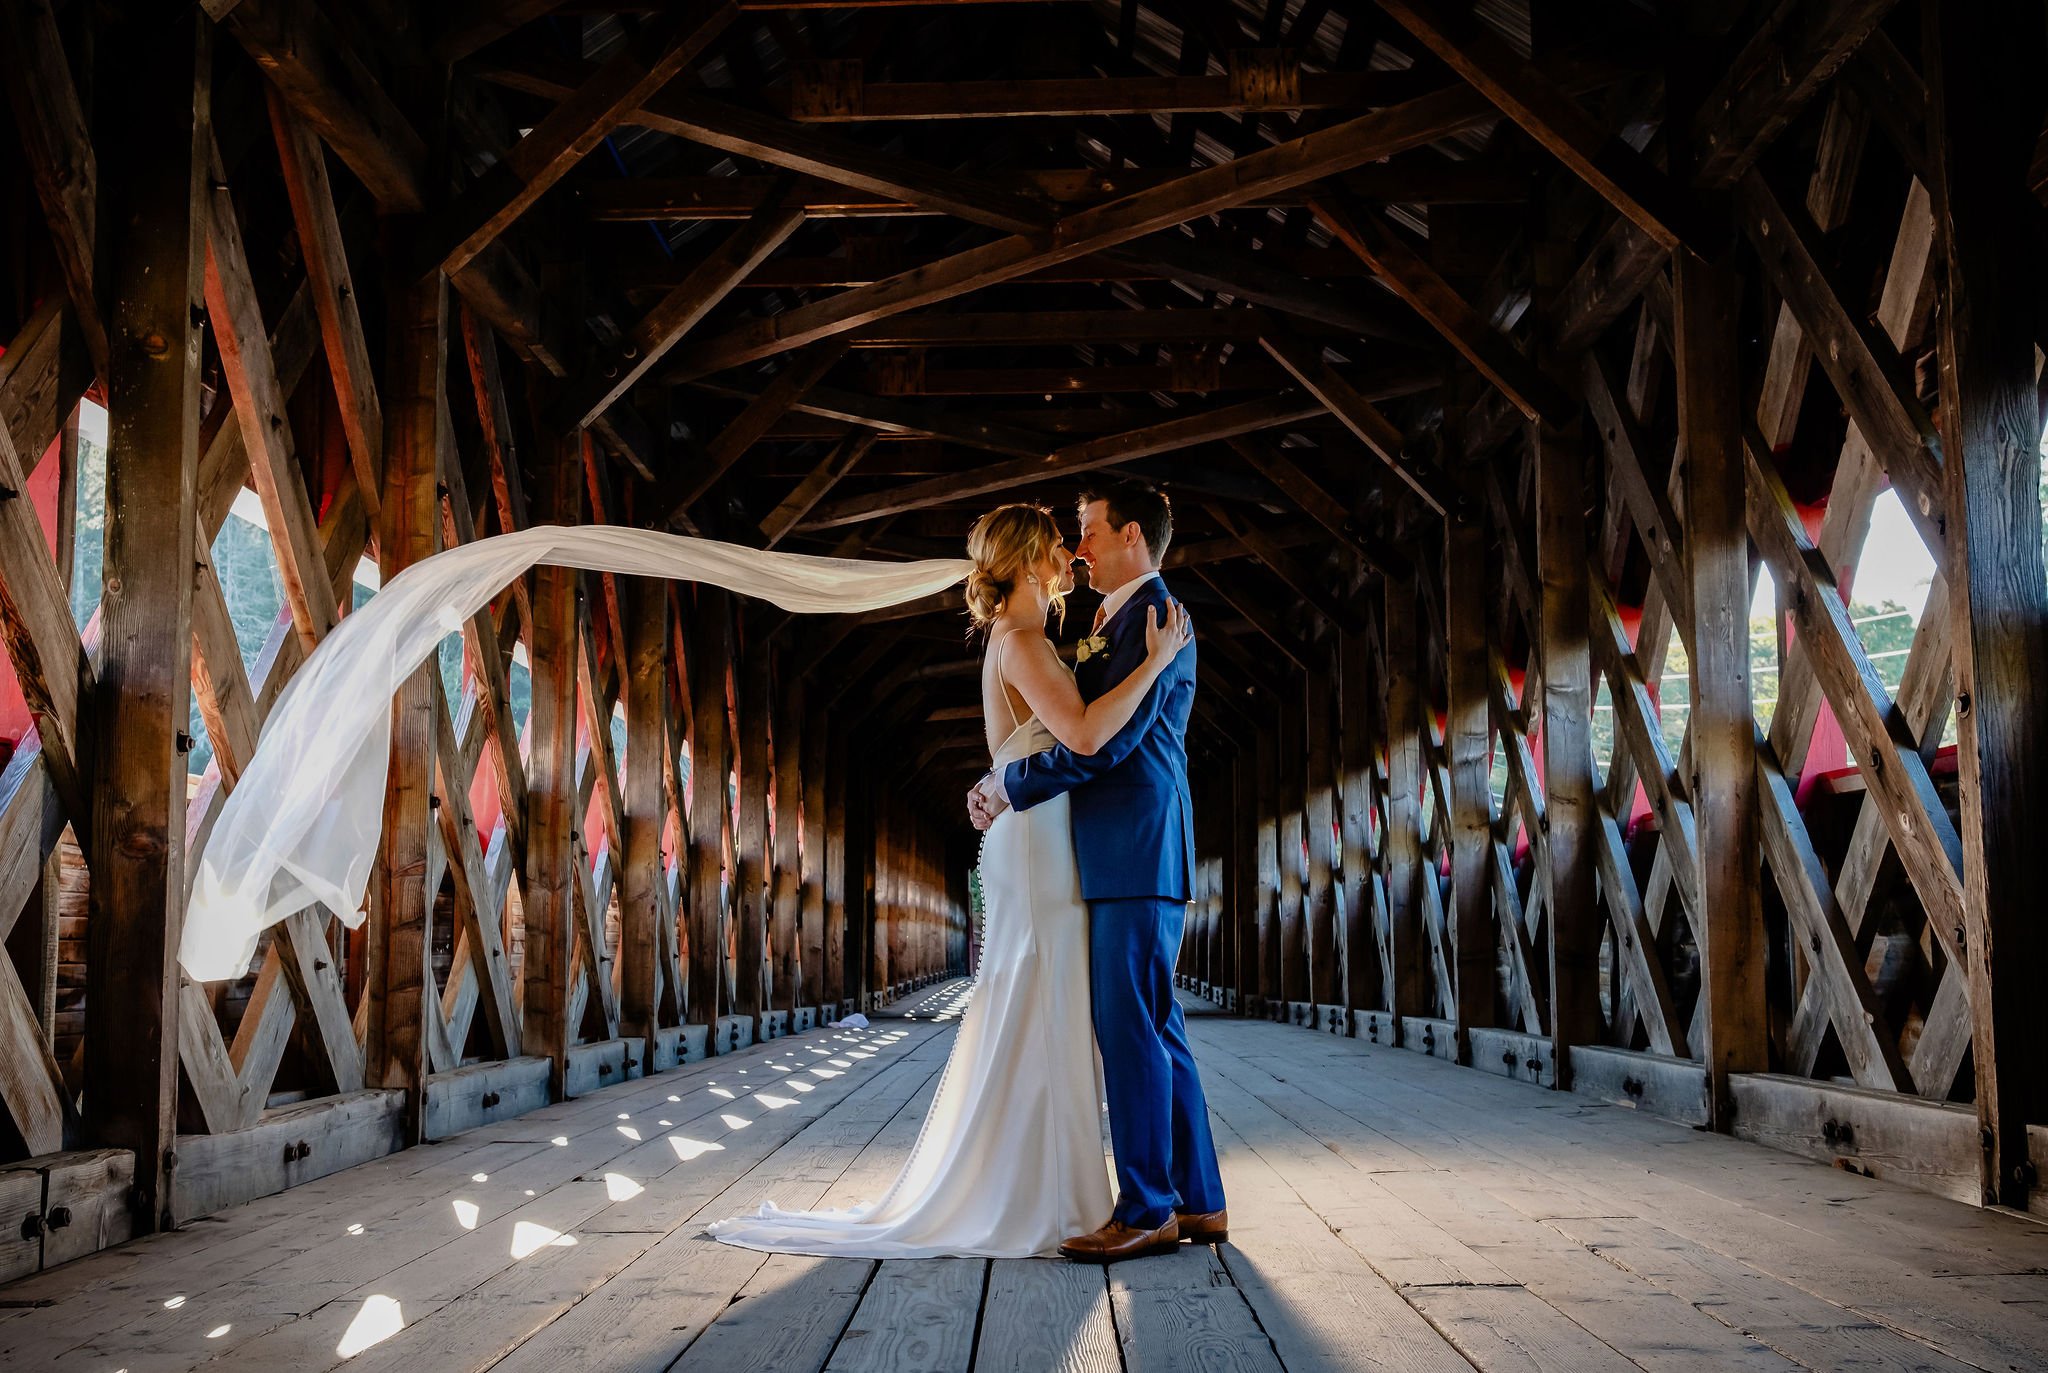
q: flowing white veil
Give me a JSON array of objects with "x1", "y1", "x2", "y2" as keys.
[{"x1": 180, "y1": 525, "x2": 969, "y2": 983}]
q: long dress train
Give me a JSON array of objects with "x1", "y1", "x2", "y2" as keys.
[{"x1": 705, "y1": 712, "x2": 1113, "y2": 1259}]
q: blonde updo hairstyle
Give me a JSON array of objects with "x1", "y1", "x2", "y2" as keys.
[{"x1": 965, "y1": 503, "x2": 1066, "y2": 632}]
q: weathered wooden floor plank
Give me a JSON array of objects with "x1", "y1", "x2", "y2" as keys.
[{"x1": 3, "y1": 992, "x2": 2045, "y2": 1373}]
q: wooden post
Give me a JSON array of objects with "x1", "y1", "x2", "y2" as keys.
[
  {"x1": 1925, "y1": 0, "x2": 2048, "y2": 1210},
  {"x1": 800, "y1": 705, "x2": 828, "y2": 1010},
  {"x1": 734, "y1": 630, "x2": 771, "y2": 1036},
  {"x1": 86, "y1": 8, "x2": 209, "y2": 1232},
  {"x1": 522, "y1": 429, "x2": 581, "y2": 1094},
  {"x1": 1445, "y1": 516, "x2": 1495, "y2": 1054},
  {"x1": 619, "y1": 577, "x2": 668, "y2": 1056},
  {"x1": 1338, "y1": 621, "x2": 1380, "y2": 1013},
  {"x1": 1230, "y1": 738, "x2": 1257, "y2": 1011},
  {"x1": 1304, "y1": 653, "x2": 1340, "y2": 1011},
  {"x1": 1677, "y1": 248, "x2": 1762, "y2": 1128},
  {"x1": 1536, "y1": 420, "x2": 1601, "y2": 1079},
  {"x1": 1277, "y1": 698, "x2": 1308, "y2": 1012},
  {"x1": 872, "y1": 791, "x2": 893, "y2": 1003},
  {"x1": 771, "y1": 668, "x2": 803, "y2": 1016},
  {"x1": 1253, "y1": 723, "x2": 1280, "y2": 1018},
  {"x1": 1382, "y1": 573, "x2": 1429, "y2": 1028},
  {"x1": 825, "y1": 727, "x2": 848, "y2": 1006},
  {"x1": 686, "y1": 590, "x2": 731, "y2": 1038}
]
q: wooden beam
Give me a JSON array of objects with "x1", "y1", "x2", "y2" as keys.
[
  {"x1": 1200, "y1": 500, "x2": 1363, "y2": 632},
  {"x1": 1534, "y1": 421, "x2": 1601, "y2": 1076},
  {"x1": 686, "y1": 589, "x2": 732, "y2": 1033},
  {"x1": 1736, "y1": 171, "x2": 1946, "y2": 562},
  {"x1": 1309, "y1": 188, "x2": 1571, "y2": 422},
  {"x1": 203, "y1": 138, "x2": 345, "y2": 652},
  {"x1": 1372, "y1": 0, "x2": 1710, "y2": 254},
  {"x1": 1692, "y1": 0, "x2": 1902, "y2": 188},
  {"x1": 687, "y1": 379, "x2": 1056, "y2": 458},
  {"x1": 368, "y1": 269, "x2": 446, "y2": 1140},
  {"x1": 780, "y1": 60, "x2": 1432, "y2": 121},
  {"x1": 267, "y1": 86, "x2": 384, "y2": 515},
  {"x1": 619, "y1": 577, "x2": 667, "y2": 1055},
  {"x1": 1191, "y1": 566, "x2": 1312, "y2": 671},
  {"x1": 1098, "y1": 235, "x2": 1422, "y2": 342},
  {"x1": 86, "y1": 8, "x2": 210, "y2": 1233},
  {"x1": 734, "y1": 636, "x2": 772, "y2": 1033},
  {"x1": 208, "y1": 0, "x2": 431, "y2": 213},
  {"x1": 668, "y1": 339, "x2": 852, "y2": 518},
  {"x1": 522, "y1": 430, "x2": 581, "y2": 1094},
  {"x1": 662, "y1": 79, "x2": 1511, "y2": 377},
  {"x1": 1260, "y1": 331, "x2": 1458, "y2": 515},
  {"x1": 1229, "y1": 437, "x2": 1410, "y2": 577},
  {"x1": 429, "y1": 4, "x2": 739, "y2": 278},
  {"x1": 1676, "y1": 249, "x2": 1762, "y2": 1129},
  {"x1": 0, "y1": 0, "x2": 107, "y2": 378},
  {"x1": 560, "y1": 200, "x2": 804, "y2": 432},
  {"x1": 480, "y1": 57, "x2": 1053, "y2": 236},
  {"x1": 802, "y1": 392, "x2": 1323, "y2": 528},
  {"x1": 435, "y1": 0, "x2": 573, "y2": 62},
  {"x1": 759, "y1": 430, "x2": 878, "y2": 547},
  {"x1": 1925, "y1": 0, "x2": 2048, "y2": 1210},
  {"x1": 1443, "y1": 518, "x2": 1494, "y2": 1052}
]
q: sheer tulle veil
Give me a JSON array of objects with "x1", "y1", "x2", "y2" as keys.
[{"x1": 179, "y1": 525, "x2": 968, "y2": 983}]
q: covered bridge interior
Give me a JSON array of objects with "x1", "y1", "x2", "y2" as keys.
[{"x1": 1, "y1": 0, "x2": 2046, "y2": 1368}]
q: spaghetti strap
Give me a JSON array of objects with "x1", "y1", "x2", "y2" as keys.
[{"x1": 990, "y1": 629, "x2": 1025, "y2": 735}]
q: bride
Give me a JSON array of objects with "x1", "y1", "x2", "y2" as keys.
[{"x1": 706, "y1": 503, "x2": 1190, "y2": 1259}]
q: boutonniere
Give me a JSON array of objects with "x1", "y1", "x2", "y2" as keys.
[{"x1": 1075, "y1": 634, "x2": 1110, "y2": 664}]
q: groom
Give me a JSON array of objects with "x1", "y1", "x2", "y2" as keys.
[{"x1": 968, "y1": 481, "x2": 1227, "y2": 1262}]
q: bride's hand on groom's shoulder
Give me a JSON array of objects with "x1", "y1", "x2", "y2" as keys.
[{"x1": 1144, "y1": 600, "x2": 1193, "y2": 667}]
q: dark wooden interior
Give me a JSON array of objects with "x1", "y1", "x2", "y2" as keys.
[{"x1": 2, "y1": 0, "x2": 2047, "y2": 1344}]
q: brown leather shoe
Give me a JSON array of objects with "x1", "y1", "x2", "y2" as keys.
[
  {"x1": 1058, "y1": 1216, "x2": 1181, "y2": 1263},
  {"x1": 1176, "y1": 1209, "x2": 1228, "y2": 1244}
]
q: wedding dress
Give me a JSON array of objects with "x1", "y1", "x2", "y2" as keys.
[{"x1": 707, "y1": 671, "x2": 1114, "y2": 1258}]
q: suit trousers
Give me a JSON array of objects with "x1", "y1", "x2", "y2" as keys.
[{"x1": 1088, "y1": 895, "x2": 1225, "y2": 1229}]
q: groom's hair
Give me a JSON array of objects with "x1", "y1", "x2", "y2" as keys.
[{"x1": 1080, "y1": 481, "x2": 1173, "y2": 564}]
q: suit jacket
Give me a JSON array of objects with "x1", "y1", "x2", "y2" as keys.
[{"x1": 1001, "y1": 575, "x2": 1196, "y2": 903}]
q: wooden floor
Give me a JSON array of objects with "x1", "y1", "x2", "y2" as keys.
[{"x1": 4, "y1": 983, "x2": 2046, "y2": 1373}]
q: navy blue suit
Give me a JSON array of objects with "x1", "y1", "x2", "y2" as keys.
[{"x1": 1002, "y1": 575, "x2": 1225, "y2": 1229}]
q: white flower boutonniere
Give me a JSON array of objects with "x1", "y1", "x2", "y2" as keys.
[{"x1": 1075, "y1": 634, "x2": 1110, "y2": 665}]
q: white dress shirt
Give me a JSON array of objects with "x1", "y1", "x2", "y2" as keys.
[{"x1": 1091, "y1": 569, "x2": 1161, "y2": 635}]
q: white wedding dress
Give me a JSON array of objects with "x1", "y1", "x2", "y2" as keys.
[
  {"x1": 706, "y1": 693, "x2": 1114, "y2": 1258},
  {"x1": 172, "y1": 524, "x2": 1111, "y2": 1257}
]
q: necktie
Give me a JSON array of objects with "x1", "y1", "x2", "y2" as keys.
[{"x1": 1092, "y1": 604, "x2": 1108, "y2": 636}]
